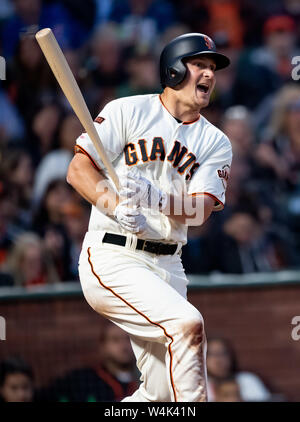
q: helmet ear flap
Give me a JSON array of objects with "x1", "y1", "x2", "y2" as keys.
[{"x1": 165, "y1": 59, "x2": 186, "y2": 88}]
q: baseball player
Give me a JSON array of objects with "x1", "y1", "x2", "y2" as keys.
[{"x1": 67, "y1": 33, "x2": 232, "y2": 402}]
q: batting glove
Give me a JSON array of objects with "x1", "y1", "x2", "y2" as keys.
[
  {"x1": 119, "y1": 168, "x2": 167, "y2": 211},
  {"x1": 113, "y1": 200, "x2": 147, "y2": 233}
]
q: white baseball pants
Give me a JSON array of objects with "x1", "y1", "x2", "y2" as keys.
[{"x1": 78, "y1": 231, "x2": 208, "y2": 402}]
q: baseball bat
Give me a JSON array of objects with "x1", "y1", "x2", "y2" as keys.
[{"x1": 35, "y1": 28, "x2": 120, "y2": 191}]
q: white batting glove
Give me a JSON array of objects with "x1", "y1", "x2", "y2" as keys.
[
  {"x1": 119, "y1": 168, "x2": 167, "y2": 211},
  {"x1": 113, "y1": 200, "x2": 147, "y2": 233}
]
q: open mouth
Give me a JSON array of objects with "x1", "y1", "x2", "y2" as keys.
[{"x1": 197, "y1": 83, "x2": 209, "y2": 94}]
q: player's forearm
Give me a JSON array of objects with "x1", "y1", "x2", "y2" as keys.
[
  {"x1": 161, "y1": 194, "x2": 214, "y2": 226},
  {"x1": 66, "y1": 154, "x2": 119, "y2": 216}
]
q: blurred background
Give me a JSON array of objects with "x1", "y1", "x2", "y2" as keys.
[{"x1": 0, "y1": 0, "x2": 300, "y2": 402}]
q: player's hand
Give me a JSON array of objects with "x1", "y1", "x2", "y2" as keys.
[
  {"x1": 113, "y1": 200, "x2": 147, "y2": 233},
  {"x1": 119, "y1": 168, "x2": 167, "y2": 211}
]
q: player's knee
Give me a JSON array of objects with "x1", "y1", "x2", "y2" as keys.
[
  {"x1": 178, "y1": 312, "x2": 205, "y2": 344},
  {"x1": 181, "y1": 310, "x2": 204, "y2": 330}
]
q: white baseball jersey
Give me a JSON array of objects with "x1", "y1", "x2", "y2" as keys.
[{"x1": 75, "y1": 93, "x2": 232, "y2": 244}]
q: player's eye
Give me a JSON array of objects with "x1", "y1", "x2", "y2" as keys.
[{"x1": 195, "y1": 62, "x2": 214, "y2": 71}]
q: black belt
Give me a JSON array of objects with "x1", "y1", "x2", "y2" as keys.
[{"x1": 102, "y1": 233, "x2": 179, "y2": 255}]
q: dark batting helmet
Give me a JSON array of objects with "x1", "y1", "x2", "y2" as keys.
[{"x1": 160, "y1": 33, "x2": 230, "y2": 88}]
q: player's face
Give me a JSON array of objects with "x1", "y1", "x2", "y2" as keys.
[{"x1": 179, "y1": 56, "x2": 216, "y2": 110}]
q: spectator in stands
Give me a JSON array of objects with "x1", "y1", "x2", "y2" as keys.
[
  {"x1": 0, "y1": 357, "x2": 34, "y2": 402},
  {"x1": 31, "y1": 179, "x2": 74, "y2": 279},
  {"x1": 220, "y1": 105, "x2": 278, "y2": 210},
  {"x1": 58, "y1": 49, "x2": 91, "y2": 110},
  {"x1": 256, "y1": 84, "x2": 300, "y2": 255},
  {"x1": 109, "y1": 0, "x2": 176, "y2": 48},
  {"x1": 60, "y1": 0, "x2": 96, "y2": 31},
  {"x1": 3, "y1": 232, "x2": 60, "y2": 287},
  {"x1": 61, "y1": 200, "x2": 90, "y2": 279},
  {"x1": 0, "y1": 87, "x2": 24, "y2": 143},
  {"x1": 256, "y1": 83, "x2": 300, "y2": 192},
  {"x1": 86, "y1": 23, "x2": 127, "y2": 92},
  {"x1": 220, "y1": 105, "x2": 258, "y2": 195},
  {"x1": 283, "y1": 0, "x2": 300, "y2": 41},
  {"x1": 232, "y1": 15, "x2": 300, "y2": 110},
  {"x1": 206, "y1": 337, "x2": 272, "y2": 402},
  {"x1": 205, "y1": 208, "x2": 298, "y2": 273},
  {"x1": 43, "y1": 224, "x2": 72, "y2": 282},
  {"x1": 208, "y1": 33, "x2": 240, "y2": 110},
  {"x1": 181, "y1": 222, "x2": 213, "y2": 274},
  {"x1": 0, "y1": 0, "x2": 14, "y2": 22},
  {"x1": 205, "y1": 0, "x2": 245, "y2": 49},
  {"x1": 1, "y1": 147, "x2": 33, "y2": 224},
  {"x1": 0, "y1": 182, "x2": 27, "y2": 266},
  {"x1": 222, "y1": 105, "x2": 255, "y2": 158},
  {"x1": 1, "y1": 0, "x2": 88, "y2": 59},
  {"x1": 7, "y1": 34, "x2": 57, "y2": 130},
  {"x1": 171, "y1": 0, "x2": 209, "y2": 35},
  {"x1": 32, "y1": 179, "x2": 74, "y2": 234},
  {"x1": 213, "y1": 376, "x2": 243, "y2": 402},
  {"x1": 93, "y1": 0, "x2": 114, "y2": 26},
  {"x1": 39, "y1": 321, "x2": 138, "y2": 402},
  {"x1": 117, "y1": 49, "x2": 160, "y2": 98},
  {"x1": 32, "y1": 114, "x2": 82, "y2": 208},
  {"x1": 29, "y1": 102, "x2": 62, "y2": 166}
]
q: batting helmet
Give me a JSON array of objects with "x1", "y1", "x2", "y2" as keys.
[{"x1": 160, "y1": 33, "x2": 230, "y2": 88}]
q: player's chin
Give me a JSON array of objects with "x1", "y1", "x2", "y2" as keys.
[
  {"x1": 196, "y1": 97, "x2": 210, "y2": 109},
  {"x1": 195, "y1": 92, "x2": 210, "y2": 108},
  {"x1": 201, "y1": 98, "x2": 210, "y2": 108}
]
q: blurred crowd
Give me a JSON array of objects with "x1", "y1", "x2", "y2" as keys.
[
  {"x1": 0, "y1": 323, "x2": 284, "y2": 402},
  {"x1": 1, "y1": 0, "x2": 300, "y2": 287}
]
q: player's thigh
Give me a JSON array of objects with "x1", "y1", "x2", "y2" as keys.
[
  {"x1": 79, "y1": 245, "x2": 201, "y2": 342},
  {"x1": 158, "y1": 253, "x2": 189, "y2": 299}
]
